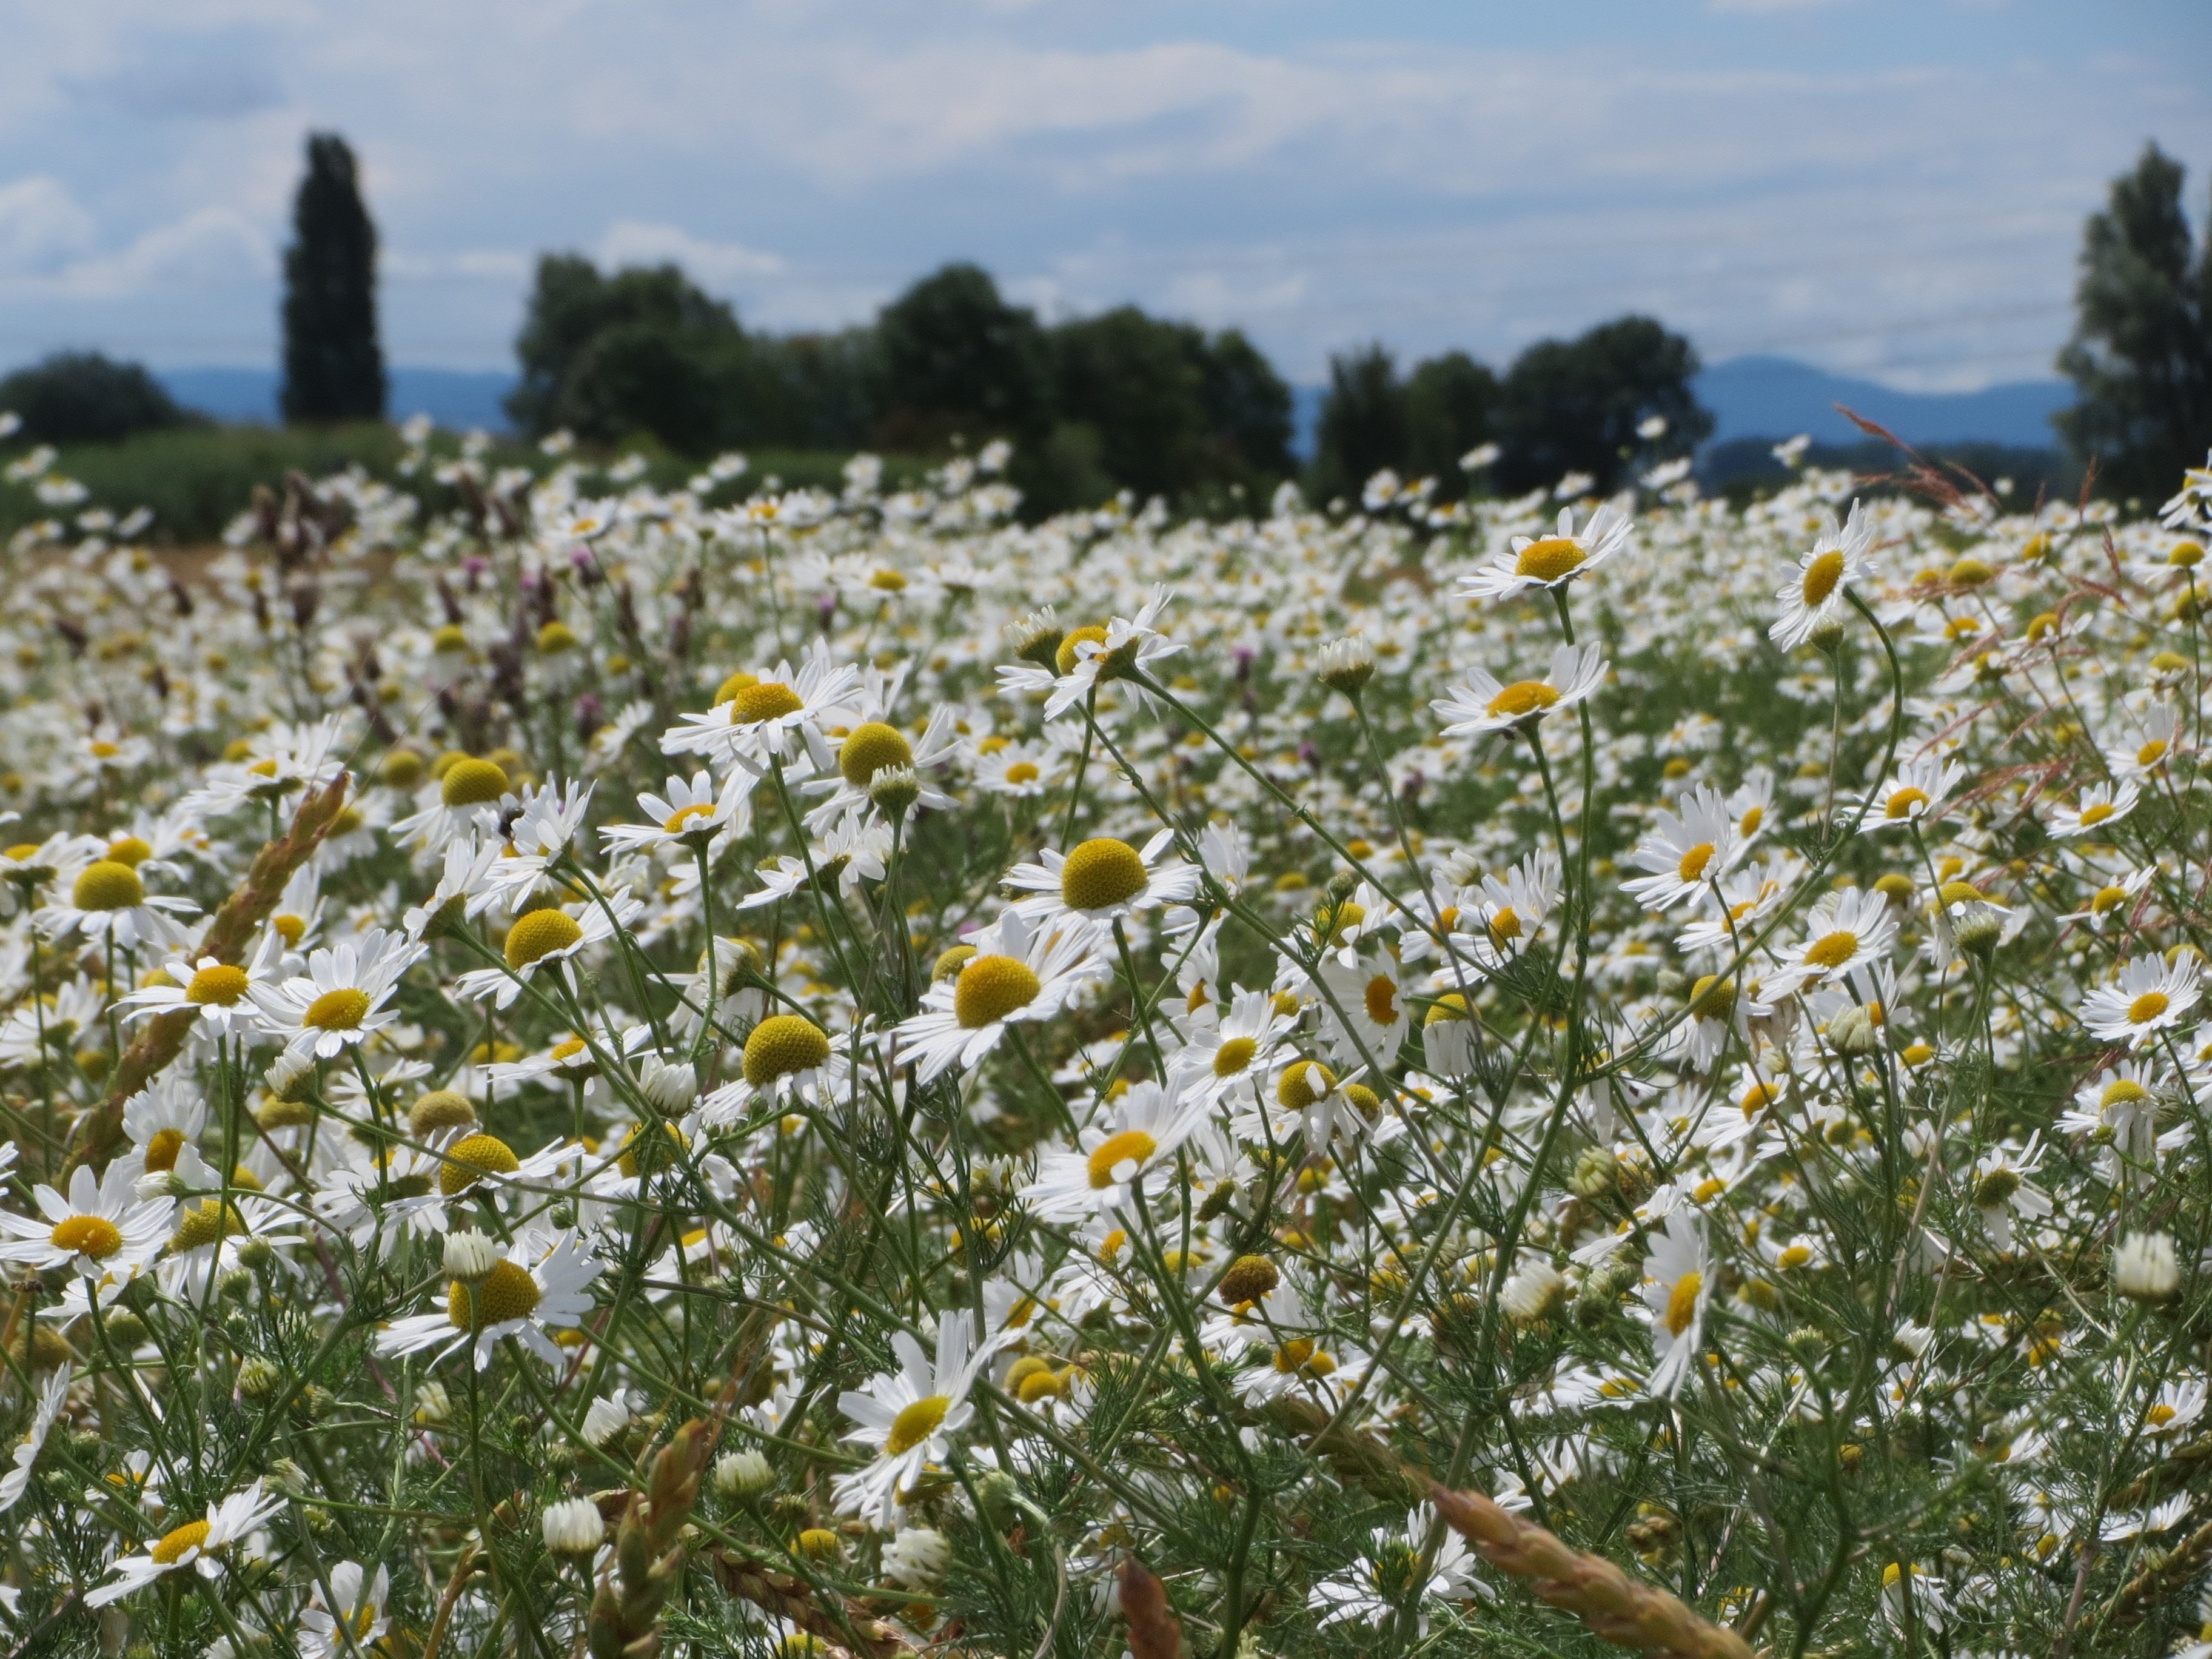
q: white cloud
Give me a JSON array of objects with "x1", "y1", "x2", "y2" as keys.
[
  {"x1": 0, "y1": 177, "x2": 96, "y2": 275},
  {"x1": 57, "y1": 209, "x2": 273, "y2": 297},
  {"x1": 593, "y1": 221, "x2": 785, "y2": 287}
]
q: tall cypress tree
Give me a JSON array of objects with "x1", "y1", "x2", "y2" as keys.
[{"x1": 281, "y1": 133, "x2": 386, "y2": 423}]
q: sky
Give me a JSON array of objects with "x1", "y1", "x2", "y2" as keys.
[{"x1": 1, "y1": 0, "x2": 2208, "y2": 391}]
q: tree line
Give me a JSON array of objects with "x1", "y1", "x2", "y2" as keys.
[{"x1": 3, "y1": 134, "x2": 2209, "y2": 512}]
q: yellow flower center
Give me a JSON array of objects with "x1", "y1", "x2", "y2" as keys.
[
  {"x1": 1364, "y1": 974, "x2": 1399, "y2": 1025},
  {"x1": 505, "y1": 908, "x2": 583, "y2": 970},
  {"x1": 2091, "y1": 885, "x2": 2127, "y2": 914},
  {"x1": 187, "y1": 965, "x2": 250, "y2": 1006},
  {"x1": 743, "y1": 1014, "x2": 831, "y2": 1086},
  {"x1": 1676, "y1": 843, "x2": 1715, "y2": 883},
  {"x1": 954, "y1": 955, "x2": 1043, "y2": 1029},
  {"x1": 1777, "y1": 1244, "x2": 1812, "y2": 1270},
  {"x1": 1688, "y1": 975, "x2": 1735, "y2": 1021},
  {"x1": 2103, "y1": 1079, "x2": 2150, "y2": 1108},
  {"x1": 72, "y1": 860, "x2": 145, "y2": 912},
  {"x1": 1060, "y1": 838, "x2": 1147, "y2": 911},
  {"x1": 170, "y1": 1199, "x2": 246, "y2": 1252},
  {"x1": 143, "y1": 1127, "x2": 186, "y2": 1172},
  {"x1": 1486, "y1": 680, "x2": 1558, "y2": 721},
  {"x1": 535, "y1": 620, "x2": 577, "y2": 654},
  {"x1": 1054, "y1": 624, "x2": 1111, "y2": 677},
  {"x1": 2127, "y1": 991, "x2": 2170, "y2": 1026},
  {"x1": 1664, "y1": 1270, "x2": 1703, "y2": 1336},
  {"x1": 663, "y1": 802, "x2": 719, "y2": 833},
  {"x1": 885, "y1": 1393, "x2": 950, "y2": 1456},
  {"x1": 150, "y1": 1519, "x2": 212, "y2": 1566},
  {"x1": 838, "y1": 722, "x2": 914, "y2": 786},
  {"x1": 2149, "y1": 1403, "x2": 2178, "y2": 1426},
  {"x1": 49, "y1": 1214, "x2": 123, "y2": 1260},
  {"x1": 1738, "y1": 804, "x2": 1763, "y2": 836},
  {"x1": 869, "y1": 568, "x2": 907, "y2": 591},
  {"x1": 1489, "y1": 907, "x2": 1521, "y2": 947},
  {"x1": 1884, "y1": 788, "x2": 1928, "y2": 820},
  {"x1": 440, "y1": 758, "x2": 509, "y2": 808},
  {"x1": 617, "y1": 1122, "x2": 689, "y2": 1179},
  {"x1": 1426, "y1": 992, "x2": 1468, "y2": 1027},
  {"x1": 1212, "y1": 1036, "x2": 1258, "y2": 1077},
  {"x1": 447, "y1": 1258, "x2": 540, "y2": 1328},
  {"x1": 1087, "y1": 1129, "x2": 1159, "y2": 1188},
  {"x1": 1004, "y1": 760, "x2": 1040, "y2": 784},
  {"x1": 2078, "y1": 802, "x2": 2114, "y2": 827},
  {"x1": 731, "y1": 682, "x2": 804, "y2": 724},
  {"x1": 1514, "y1": 536, "x2": 1584, "y2": 583},
  {"x1": 272, "y1": 913, "x2": 307, "y2": 945},
  {"x1": 2139, "y1": 740, "x2": 2169, "y2": 767},
  {"x1": 89, "y1": 740, "x2": 122, "y2": 760},
  {"x1": 106, "y1": 835, "x2": 153, "y2": 867},
  {"x1": 304, "y1": 987, "x2": 371, "y2": 1031},
  {"x1": 1800, "y1": 548, "x2": 1845, "y2": 606},
  {"x1": 1276, "y1": 1060, "x2": 1336, "y2": 1110},
  {"x1": 438, "y1": 1132, "x2": 520, "y2": 1196},
  {"x1": 1803, "y1": 931, "x2": 1860, "y2": 970}
]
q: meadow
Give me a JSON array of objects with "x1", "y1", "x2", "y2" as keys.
[{"x1": 0, "y1": 417, "x2": 2205, "y2": 1658}]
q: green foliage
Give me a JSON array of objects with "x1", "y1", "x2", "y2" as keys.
[
  {"x1": 1493, "y1": 314, "x2": 1711, "y2": 495},
  {"x1": 1404, "y1": 350, "x2": 1498, "y2": 494},
  {"x1": 2056, "y1": 142, "x2": 2212, "y2": 504},
  {"x1": 875, "y1": 262, "x2": 1054, "y2": 451},
  {"x1": 0, "y1": 351, "x2": 198, "y2": 446},
  {"x1": 1309, "y1": 344, "x2": 1411, "y2": 506},
  {"x1": 281, "y1": 133, "x2": 387, "y2": 424}
]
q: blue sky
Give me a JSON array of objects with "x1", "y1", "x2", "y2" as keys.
[{"x1": 1, "y1": 0, "x2": 2207, "y2": 388}]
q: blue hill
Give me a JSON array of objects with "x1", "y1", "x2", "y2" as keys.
[
  {"x1": 156, "y1": 366, "x2": 517, "y2": 432},
  {"x1": 1692, "y1": 355, "x2": 2070, "y2": 449}
]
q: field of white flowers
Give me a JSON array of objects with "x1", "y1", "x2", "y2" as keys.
[{"x1": 0, "y1": 417, "x2": 2206, "y2": 1658}]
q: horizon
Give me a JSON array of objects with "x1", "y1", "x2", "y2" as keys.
[{"x1": 2, "y1": 2, "x2": 2207, "y2": 397}]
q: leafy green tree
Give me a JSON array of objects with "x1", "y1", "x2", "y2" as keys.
[
  {"x1": 1195, "y1": 328, "x2": 1294, "y2": 482},
  {"x1": 2056, "y1": 144, "x2": 2212, "y2": 503},
  {"x1": 874, "y1": 264, "x2": 1050, "y2": 450},
  {"x1": 0, "y1": 352, "x2": 197, "y2": 445},
  {"x1": 506, "y1": 256, "x2": 751, "y2": 453},
  {"x1": 1495, "y1": 316, "x2": 1710, "y2": 495},
  {"x1": 1049, "y1": 308, "x2": 1210, "y2": 501},
  {"x1": 281, "y1": 133, "x2": 386, "y2": 424},
  {"x1": 1309, "y1": 345, "x2": 1409, "y2": 504},
  {"x1": 1405, "y1": 350, "x2": 1498, "y2": 495}
]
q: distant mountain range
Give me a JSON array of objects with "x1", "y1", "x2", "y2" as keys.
[
  {"x1": 1288, "y1": 354, "x2": 2071, "y2": 460},
  {"x1": 158, "y1": 367, "x2": 518, "y2": 432},
  {"x1": 150, "y1": 354, "x2": 2073, "y2": 455}
]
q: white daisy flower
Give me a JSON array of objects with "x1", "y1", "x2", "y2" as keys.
[
  {"x1": 1005, "y1": 829, "x2": 1199, "y2": 927},
  {"x1": 390, "y1": 755, "x2": 519, "y2": 853},
  {"x1": 0, "y1": 1367, "x2": 70, "y2": 1514},
  {"x1": 1310, "y1": 1504, "x2": 1482, "y2": 1632},
  {"x1": 601, "y1": 768, "x2": 756, "y2": 858},
  {"x1": 2080, "y1": 956, "x2": 2199, "y2": 1050},
  {"x1": 1022, "y1": 1082, "x2": 1212, "y2": 1222},
  {"x1": 299, "y1": 1560, "x2": 391, "y2": 1659},
  {"x1": 374, "y1": 1227, "x2": 602, "y2": 1370},
  {"x1": 2049, "y1": 779, "x2": 2139, "y2": 839},
  {"x1": 1766, "y1": 888, "x2": 1898, "y2": 996},
  {"x1": 84, "y1": 1480, "x2": 283, "y2": 1606},
  {"x1": 1620, "y1": 785, "x2": 1740, "y2": 913},
  {"x1": 1769, "y1": 498, "x2": 1875, "y2": 648},
  {"x1": 893, "y1": 911, "x2": 1108, "y2": 1084},
  {"x1": 251, "y1": 927, "x2": 424, "y2": 1059},
  {"x1": 454, "y1": 897, "x2": 638, "y2": 1010},
  {"x1": 661, "y1": 637, "x2": 859, "y2": 768},
  {"x1": 33, "y1": 854, "x2": 197, "y2": 951},
  {"x1": 115, "y1": 936, "x2": 283, "y2": 1043},
  {"x1": 1458, "y1": 503, "x2": 1632, "y2": 603},
  {"x1": 1432, "y1": 643, "x2": 1607, "y2": 738},
  {"x1": 1641, "y1": 1206, "x2": 1711, "y2": 1398},
  {"x1": 833, "y1": 1309, "x2": 997, "y2": 1528},
  {"x1": 0, "y1": 1162, "x2": 172, "y2": 1280}
]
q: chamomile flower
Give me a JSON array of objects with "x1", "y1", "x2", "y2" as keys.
[
  {"x1": 1310, "y1": 1506, "x2": 1481, "y2": 1632},
  {"x1": 1431, "y1": 643, "x2": 1607, "y2": 738},
  {"x1": 602, "y1": 768, "x2": 756, "y2": 858},
  {"x1": 454, "y1": 898, "x2": 636, "y2": 1010},
  {"x1": 2080, "y1": 956, "x2": 2199, "y2": 1050},
  {"x1": 1459, "y1": 503, "x2": 1632, "y2": 603},
  {"x1": 84, "y1": 1480, "x2": 282, "y2": 1606},
  {"x1": 1866, "y1": 752, "x2": 1965, "y2": 828},
  {"x1": 894, "y1": 910, "x2": 1107, "y2": 1083},
  {"x1": 1641, "y1": 1206, "x2": 1711, "y2": 1398},
  {"x1": 834, "y1": 1309, "x2": 994, "y2": 1527},
  {"x1": 1022, "y1": 1083, "x2": 1212, "y2": 1222},
  {"x1": 1770, "y1": 499, "x2": 1875, "y2": 648},
  {"x1": 0, "y1": 1367, "x2": 71, "y2": 1514},
  {"x1": 375, "y1": 1227, "x2": 602, "y2": 1370},
  {"x1": 662, "y1": 637, "x2": 859, "y2": 768},
  {"x1": 0, "y1": 1162, "x2": 172, "y2": 1279},
  {"x1": 2049, "y1": 779, "x2": 2139, "y2": 839},
  {"x1": 390, "y1": 755, "x2": 518, "y2": 853},
  {"x1": 252, "y1": 928, "x2": 424, "y2": 1059},
  {"x1": 1767, "y1": 888, "x2": 1897, "y2": 996},
  {"x1": 299, "y1": 1560, "x2": 392, "y2": 1659},
  {"x1": 115, "y1": 937, "x2": 281, "y2": 1042},
  {"x1": 1005, "y1": 829, "x2": 1199, "y2": 927},
  {"x1": 1621, "y1": 785, "x2": 1739, "y2": 912},
  {"x1": 34, "y1": 854, "x2": 196, "y2": 951}
]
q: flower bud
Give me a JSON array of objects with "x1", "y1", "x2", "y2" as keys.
[
  {"x1": 869, "y1": 763, "x2": 921, "y2": 817},
  {"x1": 543, "y1": 1495, "x2": 605, "y2": 1556},
  {"x1": 714, "y1": 1447, "x2": 776, "y2": 1501},
  {"x1": 2113, "y1": 1230, "x2": 2179, "y2": 1302}
]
